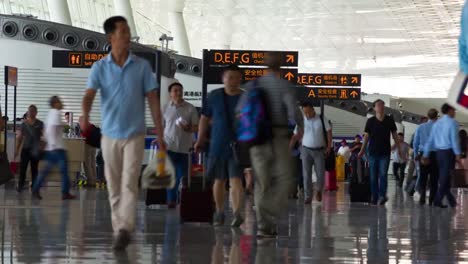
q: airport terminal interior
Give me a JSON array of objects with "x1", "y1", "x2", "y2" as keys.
[{"x1": 0, "y1": 0, "x2": 468, "y2": 263}]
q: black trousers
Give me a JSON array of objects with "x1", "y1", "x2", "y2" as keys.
[
  {"x1": 418, "y1": 152, "x2": 439, "y2": 204},
  {"x1": 19, "y1": 148, "x2": 39, "y2": 189},
  {"x1": 435, "y1": 150, "x2": 456, "y2": 206},
  {"x1": 392, "y1": 162, "x2": 407, "y2": 187}
]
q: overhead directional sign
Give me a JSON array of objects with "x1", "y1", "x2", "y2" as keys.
[
  {"x1": 205, "y1": 50, "x2": 298, "y2": 67},
  {"x1": 4, "y1": 66, "x2": 18, "y2": 86},
  {"x1": 297, "y1": 73, "x2": 361, "y2": 87},
  {"x1": 206, "y1": 67, "x2": 297, "y2": 83},
  {"x1": 296, "y1": 87, "x2": 361, "y2": 100},
  {"x1": 52, "y1": 50, "x2": 156, "y2": 72}
]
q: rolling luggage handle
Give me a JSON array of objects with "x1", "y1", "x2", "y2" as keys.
[{"x1": 187, "y1": 148, "x2": 206, "y2": 190}]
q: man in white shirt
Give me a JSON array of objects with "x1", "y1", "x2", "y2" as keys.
[
  {"x1": 32, "y1": 96, "x2": 75, "y2": 200},
  {"x1": 292, "y1": 102, "x2": 332, "y2": 204},
  {"x1": 160, "y1": 82, "x2": 198, "y2": 208}
]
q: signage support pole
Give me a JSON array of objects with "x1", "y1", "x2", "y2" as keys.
[
  {"x1": 13, "y1": 86, "x2": 16, "y2": 133},
  {"x1": 320, "y1": 100, "x2": 324, "y2": 116},
  {"x1": 201, "y1": 49, "x2": 209, "y2": 111},
  {"x1": 4, "y1": 83, "x2": 7, "y2": 153}
]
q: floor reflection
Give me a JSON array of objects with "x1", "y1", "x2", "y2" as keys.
[{"x1": 0, "y1": 183, "x2": 466, "y2": 263}]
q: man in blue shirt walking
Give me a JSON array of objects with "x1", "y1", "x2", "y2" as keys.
[
  {"x1": 413, "y1": 108, "x2": 438, "y2": 205},
  {"x1": 423, "y1": 104, "x2": 461, "y2": 208},
  {"x1": 80, "y1": 16, "x2": 164, "y2": 250},
  {"x1": 195, "y1": 65, "x2": 244, "y2": 228}
]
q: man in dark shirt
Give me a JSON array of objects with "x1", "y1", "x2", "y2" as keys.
[
  {"x1": 195, "y1": 65, "x2": 244, "y2": 227},
  {"x1": 14, "y1": 105, "x2": 44, "y2": 192},
  {"x1": 359, "y1": 99, "x2": 402, "y2": 205}
]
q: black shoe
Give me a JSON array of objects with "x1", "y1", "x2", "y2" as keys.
[
  {"x1": 419, "y1": 199, "x2": 426, "y2": 205},
  {"x1": 449, "y1": 201, "x2": 457, "y2": 208},
  {"x1": 32, "y1": 191, "x2": 42, "y2": 200},
  {"x1": 113, "y1": 229, "x2": 131, "y2": 251},
  {"x1": 16, "y1": 185, "x2": 22, "y2": 193},
  {"x1": 434, "y1": 203, "x2": 448, "y2": 209},
  {"x1": 257, "y1": 229, "x2": 278, "y2": 238},
  {"x1": 378, "y1": 197, "x2": 388, "y2": 205}
]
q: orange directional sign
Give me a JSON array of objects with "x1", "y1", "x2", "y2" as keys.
[
  {"x1": 52, "y1": 50, "x2": 156, "y2": 72},
  {"x1": 4, "y1": 66, "x2": 18, "y2": 86},
  {"x1": 297, "y1": 73, "x2": 361, "y2": 87},
  {"x1": 205, "y1": 50, "x2": 298, "y2": 67},
  {"x1": 296, "y1": 87, "x2": 361, "y2": 100},
  {"x1": 206, "y1": 67, "x2": 297, "y2": 83}
]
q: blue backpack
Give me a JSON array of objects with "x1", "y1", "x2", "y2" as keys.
[{"x1": 237, "y1": 83, "x2": 272, "y2": 146}]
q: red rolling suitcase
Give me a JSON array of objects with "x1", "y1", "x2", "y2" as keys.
[
  {"x1": 324, "y1": 170, "x2": 338, "y2": 191},
  {"x1": 180, "y1": 153, "x2": 214, "y2": 224}
]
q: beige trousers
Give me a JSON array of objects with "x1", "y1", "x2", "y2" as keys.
[
  {"x1": 250, "y1": 130, "x2": 294, "y2": 232},
  {"x1": 83, "y1": 145, "x2": 96, "y2": 184},
  {"x1": 101, "y1": 134, "x2": 145, "y2": 234}
]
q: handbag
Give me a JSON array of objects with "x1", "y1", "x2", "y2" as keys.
[
  {"x1": 451, "y1": 169, "x2": 468, "y2": 188},
  {"x1": 0, "y1": 151, "x2": 13, "y2": 185}
]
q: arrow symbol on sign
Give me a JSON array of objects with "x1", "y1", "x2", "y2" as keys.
[
  {"x1": 350, "y1": 91, "x2": 359, "y2": 98},
  {"x1": 351, "y1": 77, "x2": 359, "y2": 84},
  {"x1": 284, "y1": 72, "x2": 295, "y2": 81},
  {"x1": 286, "y1": 55, "x2": 294, "y2": 63}
]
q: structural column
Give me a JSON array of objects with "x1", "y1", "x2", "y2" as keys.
[
  {"x1": 113, "y1": 0, "x2": 138, "y2": 38},
  {"x1": 168, "y1": 0, "x2": 190, "y2": 56},
  {"x1": 221, "y1": 0, "x2": 234, "y2": 49},
  {"x1": 47, "y1": 0, "x2": 72, "y2": 25}
]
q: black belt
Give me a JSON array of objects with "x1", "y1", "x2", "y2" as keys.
[{"x1": 304, "y1": 146, "x2": 324, "y2": 151}]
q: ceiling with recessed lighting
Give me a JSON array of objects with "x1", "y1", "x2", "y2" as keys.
[
  {"x1": 0, "y1": 0, "x2": 465, "y2": 98},
  {"x1": 182, "y1": 0, "x2": 465, "y2": 98}
]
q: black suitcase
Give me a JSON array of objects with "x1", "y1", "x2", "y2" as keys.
[
  {"x1": 145, "y1": 189, "x2": 167, "y2": 206},
  {"x1": 143, "y1": 163, "x2": 168, "y2": 206},
  {"x1": 180, "y1": 153, "x2": 214, "y2": 223},
  {"x1": 349, "y1": 158, "x2": 371, "y2": 203}
]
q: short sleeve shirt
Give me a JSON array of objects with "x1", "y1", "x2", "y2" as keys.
[
  {"x1": 393, "y1": 142, "x2": 410, "y2": 163},
  {"x1": 163, "y1": 101, "x2": 199, "y2": 154},
  {"x1": 364, "y1": 115, "x2": 397, "y2": 156},
  {"x1": 302, "y1": 115, "x2": 331, "y2": 149},
  {"x1": 45, "y1": 109, "x2": 65, "y2": 151},
  {"x1": 86, "y1": 53, "x2": 158, "y2": 139},
  {"x1": 202, "y1": 88, "x2": 242, "y2": 158},
  {"x1": 21, "y1": 119, "x2": 44, "y2": 150}
]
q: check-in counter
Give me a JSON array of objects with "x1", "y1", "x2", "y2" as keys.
[{"x1": 37, "y1": 137, "x2": 85, "y2": 184}]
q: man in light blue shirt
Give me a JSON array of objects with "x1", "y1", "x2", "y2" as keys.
[
  {"x1": 423, "y1": 104, "x2": 461, "y2": 208},
  {"x1": 80, "y1": 16, "x2": 164, "y2": 251},
  {"x1": 413, "y1": 108, "x2": 438, "y2": 205}
]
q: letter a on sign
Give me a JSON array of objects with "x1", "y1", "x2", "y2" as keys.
[{"x1": 308, "y1": 89, "x2": 316, "y2": 98}]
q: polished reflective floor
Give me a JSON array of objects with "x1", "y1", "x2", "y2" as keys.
[{"x1": 0, "y1": 180, "x2": 467, "y2": 263}]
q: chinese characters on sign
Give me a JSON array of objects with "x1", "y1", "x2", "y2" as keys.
[
  {"x1": 297, "y1": 73, "x2": 361, "y2": 87},
  {"x1": 52, "y1": 50, "x2": 156, "y2": 72},
  {"x1": 205, "y1": 67, "x2": 297, "y2": 83},
  {"x1": 207, "y1": 50, "x2": 298, "y2": 67},
  {"x1": 183, "y1": 91, "x2": 203, "y2": 97},
  {"x1": 299, "y1": 88, "x2": 361, "y2": 100},
  {"x1": 67, "y1": 52, "x2": 107, "y2": 67}
]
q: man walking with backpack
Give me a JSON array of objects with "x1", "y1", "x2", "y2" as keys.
[{"x1": 245, "y1": 52, "x2": 303, "y2": 238}]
